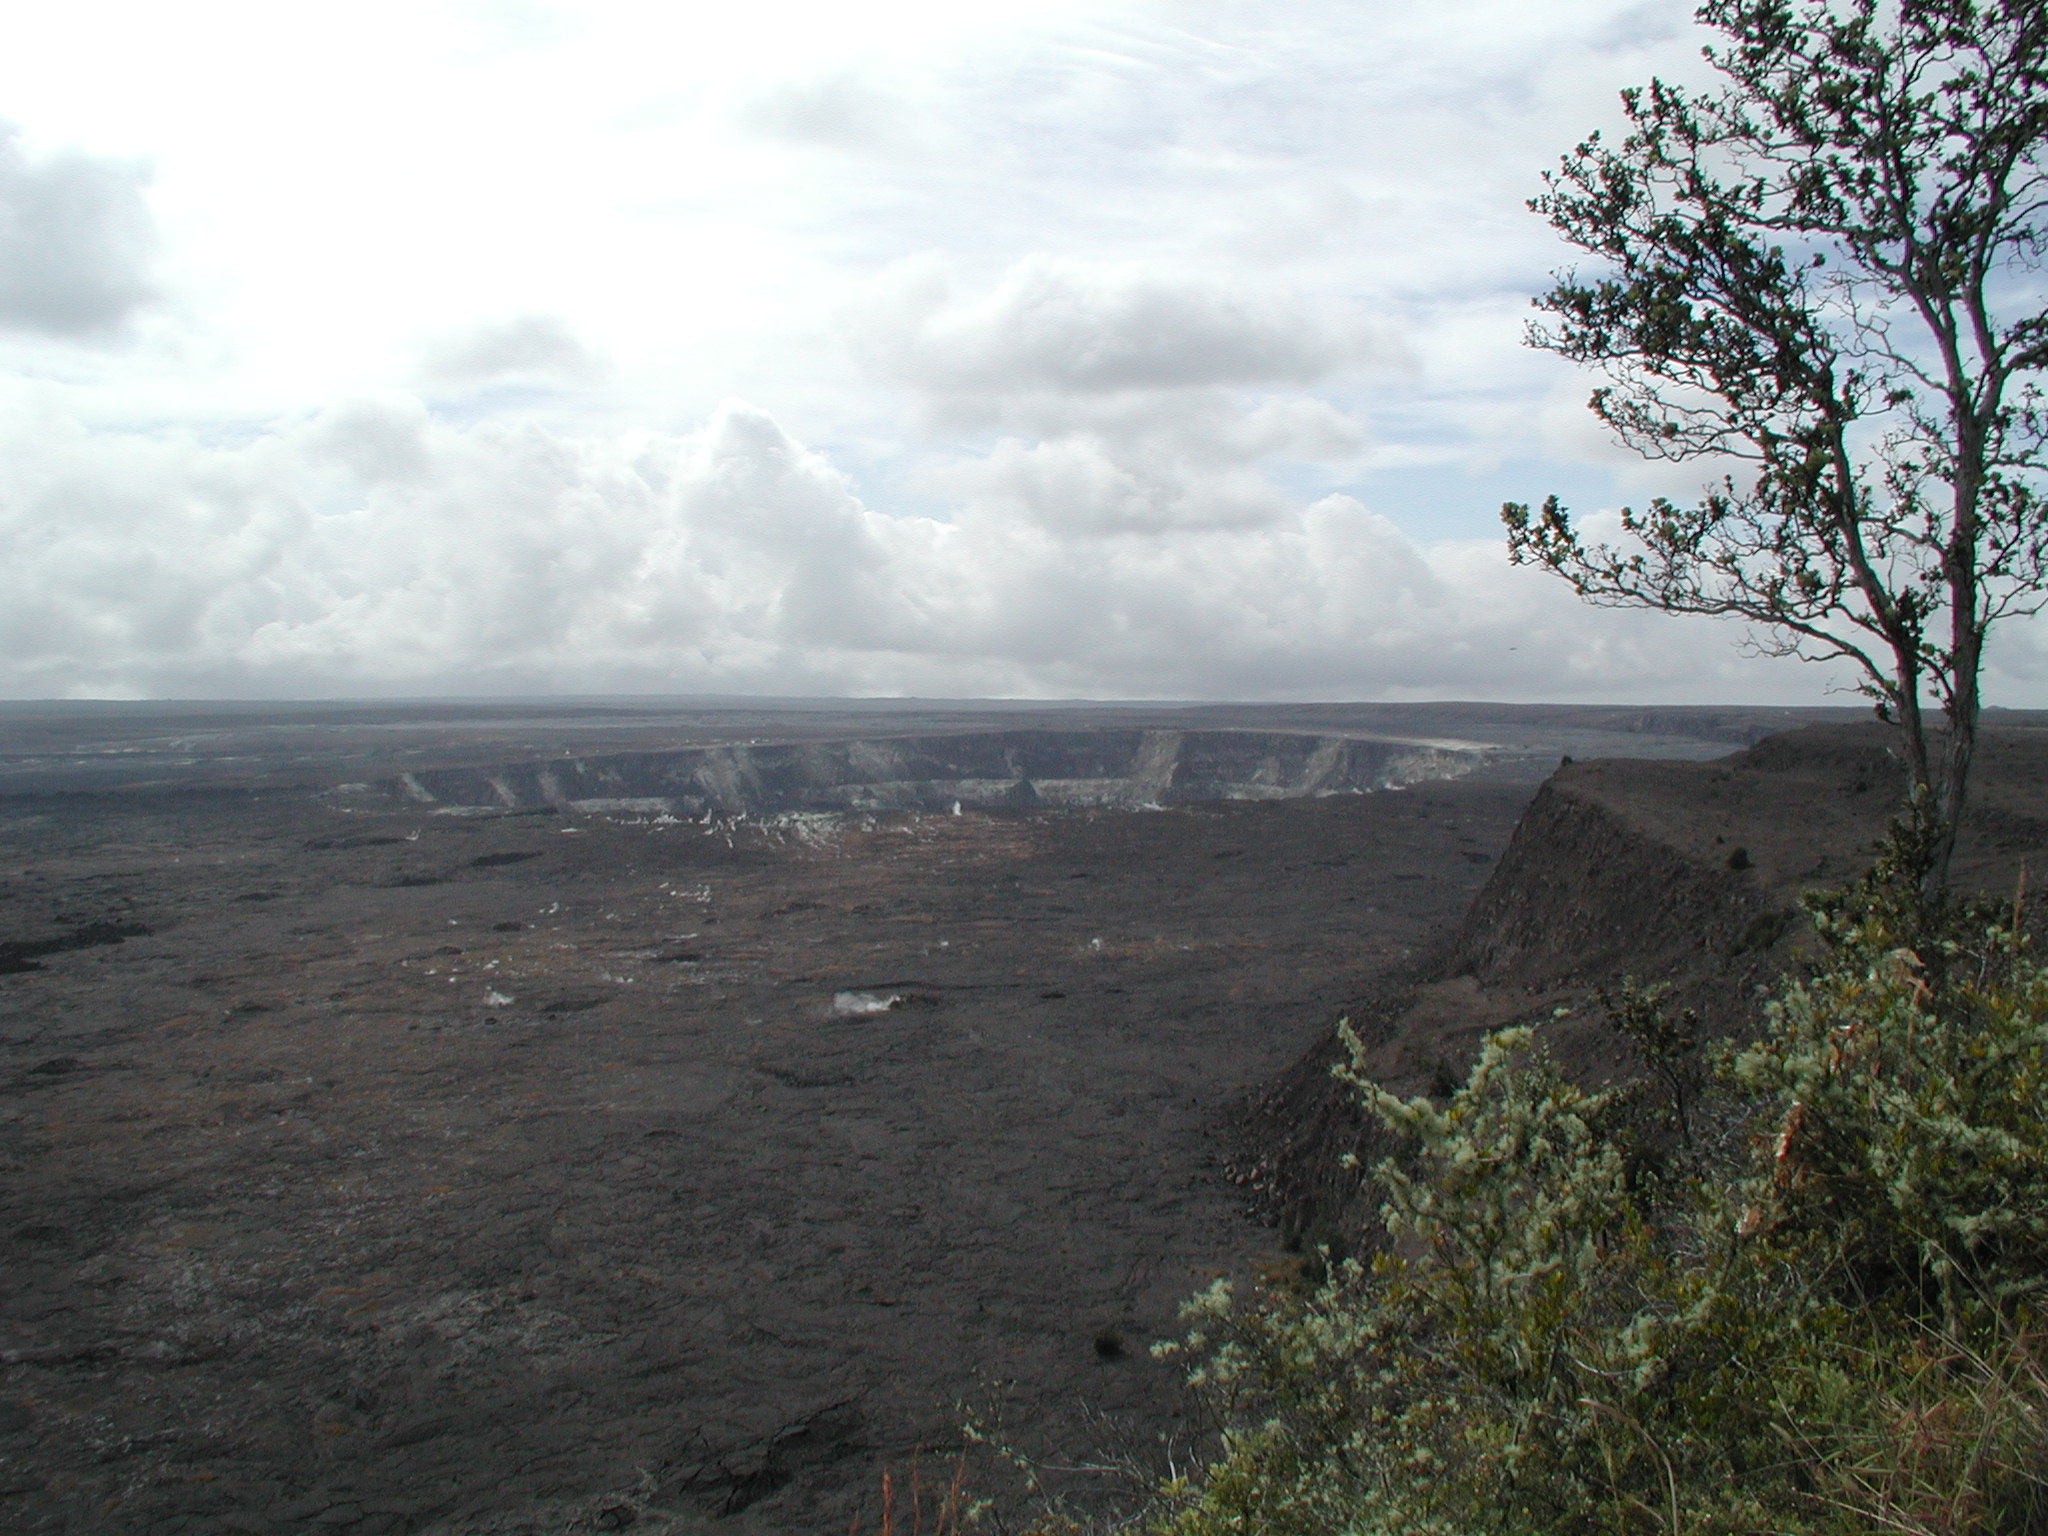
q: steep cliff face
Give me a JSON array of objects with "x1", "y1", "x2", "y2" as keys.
[
  {"x1": 1447, "y1": 779, "x2": 1764, "y2": 992},
  {"x1": 1250, "y1": 722, "x2": 2048, "y2": 1253}
]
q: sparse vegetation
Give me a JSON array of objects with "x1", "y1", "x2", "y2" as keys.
[{"x1": 1135, "y1": 821, "x2": 2048, "y2": 1535}]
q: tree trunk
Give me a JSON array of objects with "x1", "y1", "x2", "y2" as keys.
[
  {"x1": 1929, "y1": 711, "x2": 1975, "y2": 897},
  {"x1": 1928, "y1": 429, "x2": 1988, "y2": 898},
  {"x1": 1928, "y1": 614, "x2": 1986, "y2": 900}
]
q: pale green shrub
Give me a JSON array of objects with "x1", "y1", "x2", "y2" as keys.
[
  {"x1": 1155, "y1": 1026, "x2": 1811, "y2": 1536},
  {"x1": 1151, "y1": 843, "x2": 2048, "y2": 1536},
  {"x1": 1731, "y1": 901, "x2": 2048, "y2": 1317}
]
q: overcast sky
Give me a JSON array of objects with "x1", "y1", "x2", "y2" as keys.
[{"x1": 0, "y1": 0, "x2": 2040, "y2": 704}]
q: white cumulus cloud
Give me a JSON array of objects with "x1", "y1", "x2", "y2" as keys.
[
  {"x1": 0, "y1": 386, "x2": 1883, "y2": 703},
  {"x1": 0, "y1": 0, "x2": 2033, "y2": 707},
  {"x1": 0, "y1": 123, "x2": 158, "y2": 339},
  {"x1": 414, "y1": 313, "x2": 608, "y2": 387},
  {"x1": 857, "y1": 254, "x2": 1378, "y2": 397}
]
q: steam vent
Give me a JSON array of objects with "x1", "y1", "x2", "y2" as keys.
[{"x1": 344, "y1": 728, "x2": 1491, "y2": 816}]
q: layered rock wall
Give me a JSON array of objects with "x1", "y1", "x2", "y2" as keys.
[{"x1": 345, "y1": 729, "x2": 1489, "y2": 817}]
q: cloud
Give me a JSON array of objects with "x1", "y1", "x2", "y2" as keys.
[
  {"x1": 850, "y1": 257, "x2": 1381, "y2": 536},
  {"x1": 3, "y1": 1, "x2": 2015, "y2": 708},
  {"x1": 919, "y1": 430, "x2": 1297, "y2": 536},
  {"x1": 300, "y1": 394, "x2": 436, "y2": 485},
  {"x1": 902, "y1": 389, "x2": 1368, "y2": 537},
  {"x1": 856, "y1": 255, "x2": 1378, "y2": 397},
  {"x1": 732, "y1": 67, "x2": 908, "y2": 150},
  {"x1": 0, "y1": 124, "x2": 158, "y2": 338},
  {"x1": 413, "y1": 313, "x2": 608, "y2": 386},
  {"x1": 0, "y1": 387, "x2": 1884, "y2": 703}
]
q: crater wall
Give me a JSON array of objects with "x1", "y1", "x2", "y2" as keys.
[
  {"x1": 342, "y1": 728, "x2": 1492, "y2": 816},
  {"x1": 1251, "y1": 722, "x2": 2048, "y2": 1252}
]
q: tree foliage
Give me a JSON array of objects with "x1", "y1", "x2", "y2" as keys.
[{"x1": 1502, "y1": 0, "x2": 2048, "y2": 883}]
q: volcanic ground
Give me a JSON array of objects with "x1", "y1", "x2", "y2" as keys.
[{"x1": 0, "y1": 700, "x2": 1854, "y2": 1535}]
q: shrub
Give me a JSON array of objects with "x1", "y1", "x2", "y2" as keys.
[
  {"x1": 1731, "y1": 890, "x2": 2048, "y2": 1320},
  {"x1": 1155, "y1": 1026, "x2": 1810, "y2": 1536},
  {"x1": 1150, "y1": 843, "x2": 2048, "y2": 1536}
]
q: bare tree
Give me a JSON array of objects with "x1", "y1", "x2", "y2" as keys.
[{"x1": 1503, "y1": 0, "x2": 2048, "y2": 889}]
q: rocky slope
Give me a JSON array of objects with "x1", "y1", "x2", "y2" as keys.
[{"x1": 1254, "y1": 721, "x2": 2048, "y2": 1251}]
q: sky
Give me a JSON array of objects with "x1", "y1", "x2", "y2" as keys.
[{"x1": 0, "y1": 0, "x2": 2041, "y2": 705}]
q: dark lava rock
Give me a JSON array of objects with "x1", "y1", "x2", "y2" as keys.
[
  {"x1": 0, "y1": 922, "x2": 150, "y2": 975},
  {"x1": 0, "y1": 775, "x2": 1529, "y2": 1534}
]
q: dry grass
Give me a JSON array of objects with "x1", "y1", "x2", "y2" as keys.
[
  {"x1": 1801, "y1": 1321, "x2": 2048, "y2": 1536},
  {"x1": 850, "y1": 1451, "x2": 972, "y2": 1536}
]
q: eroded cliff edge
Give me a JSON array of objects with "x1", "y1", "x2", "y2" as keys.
[{"x1": 1253, "y1": 720, "x2": 2048, "y2": 1251}]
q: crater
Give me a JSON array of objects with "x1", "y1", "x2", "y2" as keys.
[{"x1": 339, "y1": 728, "x2": 1497, "y2": 817}]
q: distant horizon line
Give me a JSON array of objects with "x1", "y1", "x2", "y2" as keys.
[{"x1": 0, "y1": 693, "x2": 1896, "y2": 714}]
